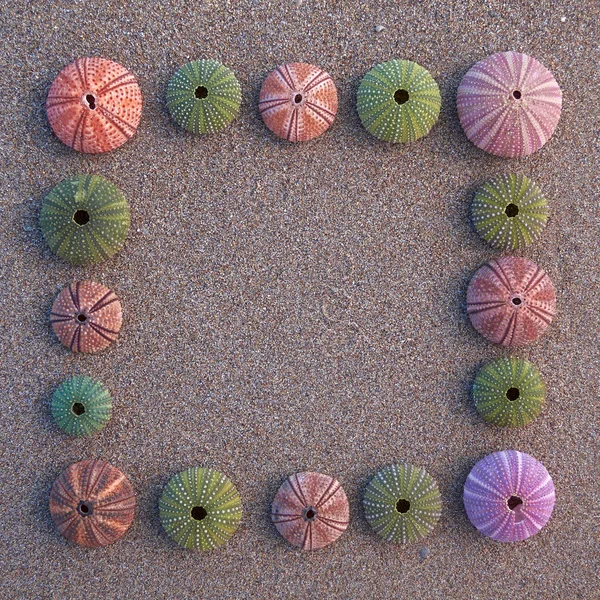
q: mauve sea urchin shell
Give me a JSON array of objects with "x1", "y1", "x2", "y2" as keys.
[
  {"x1": 46, "y1": 57, "x2": 142, "y2": 153},
  {"x1": 271, "y1": 472, "x2": 349, "y2": 550},
  {"x1": 457, "y1": 52, "x2": 562, "y2": 157},
  {"x1": 259, "y1": 63, "x2": 338, "y2": 142},
  {"x1": 51, "y1": 281, "x2": 123, "y2": 353},
  {"x1": 466, "y1": 257, "x2": 556, "y2": 346},
  {"x1": 463, "y1": 450, "x2": 555, "y2": 542},
  {"x1": 49, "y1": 459, "x2": 136, "y2": 547}
]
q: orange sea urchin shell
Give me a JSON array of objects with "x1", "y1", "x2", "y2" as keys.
[
  {"x1": 271, "y1": 471, "x2": 350, "y2": 550},
  {"x1": 50, "y1": 281, "x2": 123, "y2": 353},
  {"x1": 49, "y1": 459, "x2": 136, "y2": 547},
  {"x1": 466, "y1": 257, "x2": 556, "y2": 346},
  {"x1": 259, "y1": 63, "x2": 338, "y2": 142},
  {"x1": 46, "y1": 57, "x2": 142, "y2": 153}
]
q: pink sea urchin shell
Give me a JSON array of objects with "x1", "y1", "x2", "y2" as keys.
[
  {"x1": 258, "y1": 63, "x2": 338, "y2": 142},
  {"x1": 271, "y1": 472, "x2": 350, "y2": 550},
  {"x1": 466, "y1": 257, "x2": 556, "y2": 346},
  {"x1": 457, "y1": 52, "x2": 562, "y2": 157},
  {"x1": 46, "y1": 57, "x2": 142, "y2": 153},
  {"x1": 463, "y1": 450, "x2": 555, "y2": 542}
]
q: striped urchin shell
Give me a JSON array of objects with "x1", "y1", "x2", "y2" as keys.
[
  {"x1": 40, "y1": 174, "x2": 130, "y2": 265},
  {"x1": 49, "y1": 459, "x2": 136, "y2": 547},
  {"x1": 356, "y1": 59, "x2": 441, "y2": 143},
  {"x1": 51, "y1": 281, "x2": 123, "y2": 353},
  {"x1": 159, "y1": 467, "x2": 242, "y2": 550},
  {"x1": 463, "y1": 450, "x2": 555, "y2": 542},
  {"x1": 466, "y1": 257, "x2": 556, "y2": 346},
  {"x1": 363, "y1": 463, "x2": 442, "y2": 544},
  {"x1": 457, "y1": 52, "x2": 562, "y2": 157},
  {"x1": 46, "y1": 57, "x2": 142, "y2": 153},
  {"x1": 473, "y1": 357, "x2": 546, "y2": 427},
  {"x1": 166, "y1": 60, "x2": 242, "y2": 134},
  {"x1": 472, "y1": 174, "x2": 549, "y2": 251},
  {"x1": 51, "y1": 376, "x2": 112, "y2": 436},
  {"x1": 271, "y1": 471, "x2": 349, "y2": 550},
  {"x1": 259, "y1": 63, "x2": 338, "y2": 142}
]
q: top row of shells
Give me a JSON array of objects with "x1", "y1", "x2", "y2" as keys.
[{"x1": 46, "y1": 52, "x2": 562, "y2": 158}]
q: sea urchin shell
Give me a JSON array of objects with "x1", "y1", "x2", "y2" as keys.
[
  {"x1": 271, "y1": 471, "x2": 349, "y2": 550},
  {"x1": 51, "y1": 281, "x2": 123, "y2": 353},
  {"x1": 457, "y1": 52, "x2": 562, "y2": 157},
  {"x1": 466, "y1": 257, "x2": 556, "y2": 346},
  {"x1": 473, "y1": 357, "x2": 546, "y2": 427},
  {"x1": 356, "y1": 59, "x2": 441, "y2": 143},
  {"x1": 51, "y1": 376, "x2": 112, "y2": 436},
  {"x1": 363, "y1": 463, "x2": 442, "y2": 544},
  {"x1": 259, "y1": 63, "x2": 338, "y2": 142},
  {"x1": 49, "y1": 459, "x2": 136, "y2": 547},
  {"x1": 472, "y1": 174, "x2": 549, "y2": 251},
  {"x1": 159, "y1": 467, "x2": 242, "y2": 550},
  {"x1": 46, "y1": 57, "x2": 142, "y2": 153},
  {"x1": 463, "y1": 450, "x2": 555, "y2": 542},
  {"x1": 40, "y1": 174, "x2": 130, "y2": 265},
  {"x1": 166, "y1": 60, "x2": 242, "y2": 134}
]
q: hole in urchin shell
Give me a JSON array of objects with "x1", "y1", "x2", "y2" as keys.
[
  {"x1": 512, "y1": 90, "x2": 522, "y2": 100},
  {"x1": 73, "y1": 210, "x2": 90, "y2": 226},
  {"x1": 505, "y1": 203, "x2": 519, "y2": 217},
  {"x1": 84, "y1": 94, "x2": 96, "y2": 110},
  {"x1": 507, "y1": 495, "x2": 523, "y2": 511},
  {"x1": 396, "y1": 498, "x2": 411, "y2": 513},
  {"x1": 194, "y1": 86, "x2": 208, "y2": 99},
  {"x1": 303, "y1": 507, "x2": 317, "y2": 521},
  {"x1": 506, "y1": 387, "x2": 520, "y2": 402},
  {"x1": 191, "y1": 506, "x2": 207, "y2": 520},
  {"x1": 511, "y1": 297, "x2": 522, "y2": 306},
  {"x1": 394, "y1": 89, "x2": 410, "y2": 105},
  {"x1": 294, "y1": 93, "x2": 303, "y2": 104},
  {"x1": 72, "y1": 402, "x2": 85, "y2": 415},
  {"x1": 77, "y1": 500, "x2": 93, "y2": 516},
  {"x1": 76, "y1": 313, "x2": 87, "y2": 323}
]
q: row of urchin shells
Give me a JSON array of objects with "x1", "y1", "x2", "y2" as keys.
[{"x1": 50, "y1": 455, "x2": 555, "y2": 549}]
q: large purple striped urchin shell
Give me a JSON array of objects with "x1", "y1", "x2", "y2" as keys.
[
  {"x1": 457, "y1": 52, "x2": 562, "y2": 157},
  {"x1": 463, "y1": 450, "x2": 555, "y2": 542},
  {"x1": 466, "y1": 257, "x2": 556, "y2": 346}
]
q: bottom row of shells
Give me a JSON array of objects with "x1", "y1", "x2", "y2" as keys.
[{"x1": 49, "y1": 451, "x2": 555, "y2": 550}]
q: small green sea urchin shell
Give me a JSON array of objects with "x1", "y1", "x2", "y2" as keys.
[
  {"x1": 473, "y1": 357, "x2": 546, "y2": 427},
  {"x1": 357, "y1": 60, "x2": 441, "y2": 143},
  {"x1": 40, "y1": 175, "x2": 130, "y2": 265},
  {"x1": 51, "y1": 376, "x2": 112, "y2": 436},
  {"x1": 472, "y1": 175, "x2": 549, "y2": 250},
  {"x1": 166, "y1": 60, "x2": 242, "y2": 134},
  {"x1": 159, "y1": 467, "x2": 242, "y2": 550},
  {"x1": 363, "y1": 463, "x2": 442, "y2": 544}
]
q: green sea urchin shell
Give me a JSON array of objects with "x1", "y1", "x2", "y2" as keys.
[
  {"x1": 40, "y1": 175, "x2": 130, "y2": 265},
  {"x1": 473, "y1": 357, "x2": 546, "y2": 427},
  {"x1": 159, "y1": 467, "x2": 242, "y2": 550},
  {"x1": 166, "y1": 60, "x2": 242, "y2": 134},
  {"x1": 357, "y1": 60, "x2": 441, "y2": 142},
  {"x1": 472, "y1": 175, "x2": 549, "y2": 250},
  {"x1": 363, "y1": 463, "x2": 442, "y2": 544},
  {"x1": 50, "y1": 376, "x2": 112, "y2": 436}
]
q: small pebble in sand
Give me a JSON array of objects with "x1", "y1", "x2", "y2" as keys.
[
  {"x1": 419, "y1": 547, "x2": 431, "y2": 559},
  {"x1": 375, "y1": 25, "x2": 385, "y2": 33},
  {"x1": 560, "y1": 16, "x2": 566, "y2": 22}
]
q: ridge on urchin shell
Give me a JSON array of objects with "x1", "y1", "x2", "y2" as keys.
[
  {"x1": 471, "y1": 174, "x2": 549, "y2": 251},
  {"x1": 166, "y1": 60, "x2": 242, "y2": 134},
  {"x1": 463, "y1": 450, "x2": 555, "y2": 542},
  {"x1": 457, "y1": 51, "x2": 562, "y2": 157},
  {"x1": 363, "y1": 463, "x2": 442, "y2": 544},
  {"x1": 357, "y1": 59, "x2": 441, "y2": 143},
  {"x1": 271, "y1": 471, "x2": 350, "y2": 550},
  {"x1": 46, "y1": 57, "x2": 142, "y2": 153},
  {"x1": 473, "y1": 357, "x2": 546, "y2": 427},
  {"x1": 159, "y1": 467, "x2": 242, "y2": 550},
  {"x1": 259, "y1": 63, "x2": 338, "y2": 142},
  {"x1": 466, "y1": 257, "x2": 556, "y2": 346}
]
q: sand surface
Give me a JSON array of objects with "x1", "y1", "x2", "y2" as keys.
[{"x1": 1, "y1": 1, "x2": 599, "y2": 598}]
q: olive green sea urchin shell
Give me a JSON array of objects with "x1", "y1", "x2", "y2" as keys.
[
  {"x1": 166, "y1": 60, "x2": 242, "y2": 134},
  {"x1": 363, "y1": 463, "x2": 442, "y2": 544},
  {"x1": 40, "y1": 175, "x2": 130, "y2": 265},
  {"x1": 357, "y1": 60, "x2": 441, "y2": 143},
  {"x1": 50, "y1": 376, "x2": 112, "y2": 436},
  {"x1": 472, "y1": 175, "x2": 549, "y2": 250},
  {"x1": 159, "y1": 467, "x2": 242, "y2": 550},
  {"x1": 473, "y1": 357, "x2": 546, "y2": 427}
]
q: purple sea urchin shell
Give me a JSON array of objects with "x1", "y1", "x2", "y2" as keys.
[
  {"x1": 457, "y1": 52, "x2": 562, "y2": 157},
  {"x1": 463, "y1": 450, "x2": 555, "y2": 542}
]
